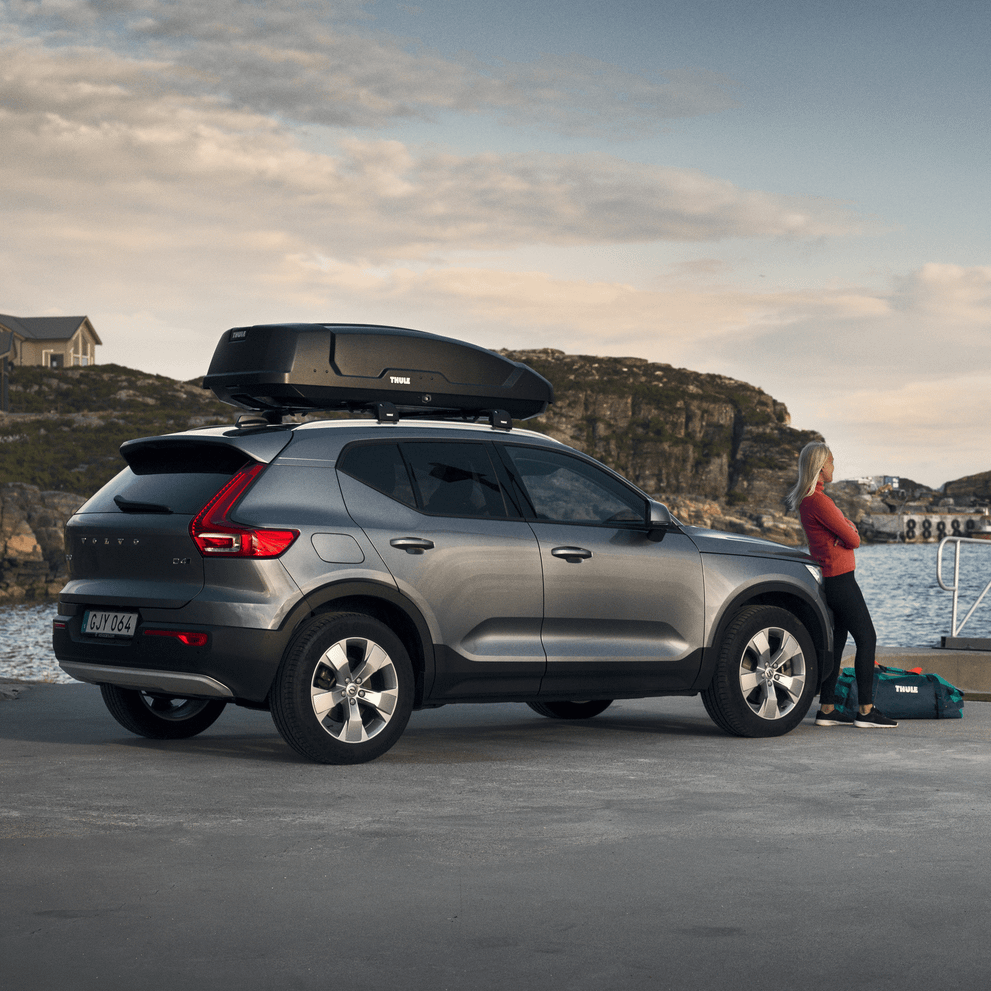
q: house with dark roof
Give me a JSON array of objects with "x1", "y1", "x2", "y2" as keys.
[{"x1": 0, "y1": 314, "x2": 101, "y2": 370}]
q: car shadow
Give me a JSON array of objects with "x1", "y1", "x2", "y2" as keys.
[{"x1": 1, "y1": 684, "x2": 731, "y2": 766}]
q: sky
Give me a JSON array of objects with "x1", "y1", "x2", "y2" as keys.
[{"x1": 2, "y1": 0, "x2": 989, "y2": 489}]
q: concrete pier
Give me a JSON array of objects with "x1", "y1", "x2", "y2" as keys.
[
  {"x1": 860, "y1": 511, "x2": 991, "y2": 542},
  {"x1": 844, "y1": 645, "x2": 991, "y2": 699}
]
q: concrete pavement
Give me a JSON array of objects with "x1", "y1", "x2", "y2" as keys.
[{"x1": 3, "y1": 683, "x2": 991, "y2": 991}]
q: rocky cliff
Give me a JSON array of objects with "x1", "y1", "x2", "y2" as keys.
[
  {"x1": 0, "y1": 483, "x2": 85, "y2": 601},
  {"x1": 943, "y1": 470, "x2": 991, "y2": 503}
]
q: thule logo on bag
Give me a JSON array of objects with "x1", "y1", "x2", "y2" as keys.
[
  {"x1": 390, "y1": 376, "x2": 411, "y2": 385},
  {"x1": 895, "y1": 685, "x2": 919, "y2": 693}
]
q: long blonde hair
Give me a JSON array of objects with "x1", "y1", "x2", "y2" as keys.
[{"x1": 785, "y1": 441, "x2": 831, "y2": 512}]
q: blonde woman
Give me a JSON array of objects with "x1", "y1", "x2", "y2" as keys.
[{"x1": 787, "y1": 442, "x2": 897, "y2": 728}]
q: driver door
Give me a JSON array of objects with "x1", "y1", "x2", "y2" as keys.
[{"x1": 497, "y1": 444, "x2": 704, "y2": 697}]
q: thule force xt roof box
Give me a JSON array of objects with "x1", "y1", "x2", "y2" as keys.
[{"x1": 203, "y1": 323, "x2": 553, "y2": 421}]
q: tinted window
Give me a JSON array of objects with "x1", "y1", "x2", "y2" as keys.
[
  {"x1": 501, "y1": 446, "x2": 645, "y2": 525},
  {"x1": 77, "y1": 443, "x2": 251, "y2": 514},
  {"x1": 402, "y1": 442, "x2": 510, "y2": 518},
  {"x1": 337, "y1": 443, "x2": 416, "y2": 508},
  {"x1": 126, "y1": 443, "x2": 249, "y2": 476},
  {"x1": 78, "y1": 467, "x2": 237, "y2": 515}
]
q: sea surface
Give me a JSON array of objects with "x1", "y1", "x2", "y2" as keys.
[{"x1": 4, "y1": 542, "x2": 991, "y2": 684}]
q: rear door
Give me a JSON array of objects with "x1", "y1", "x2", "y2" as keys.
[
  {"x1": 337, "y1": 439, "x2": 545, "y2": 700},
  {"x1": 497, "y1": 444, "x2": 705, "y2": 697}
]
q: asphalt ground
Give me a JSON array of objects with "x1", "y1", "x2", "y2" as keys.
[{"x1": 3, "y1": 684, "x2": 991, "y2": 991}]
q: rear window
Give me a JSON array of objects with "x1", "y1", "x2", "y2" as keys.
[
  {"x1": 337, "y1": 442, "x2": 416, "y2": 508},
  {"x1": 77, "y1": 444, "x2": 249, "y2": 515},
  {"x1": 403, "y1": 442, "x2": 509, "y2": 518}
]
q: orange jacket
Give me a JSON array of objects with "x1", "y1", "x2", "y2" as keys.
[{"x1": 799, "y1": 477, "x2": 860, "y2": 577}]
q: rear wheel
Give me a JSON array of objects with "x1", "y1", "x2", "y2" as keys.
[
  {"x1": 527, "y1": 700, "x2": 613, "y2": 719},
  {"x1": 270, "y1": 612, "x2": 414, "y2": 764},
  {"x1": 701, "y1": 605, "x2": 817, "y2": 737},
  {"x1": 99, "y1": 684, "x2": 227, "y2": 739}
]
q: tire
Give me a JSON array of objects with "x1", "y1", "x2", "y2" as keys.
[
  {"x1": 270, "y1": 612, "x2": 414, "y2": 764},
  {"x1": 701, "y1": 605, "x2": 817, "y2": 738},
  {"x1": 99, "y1": 684, "x2": 227, "y2": 740},
  {"x1": 527, "y1": 700, "x2": 613, "y2": 719}
]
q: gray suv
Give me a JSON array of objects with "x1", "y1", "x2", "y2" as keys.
[{"x1": 54, "y1": 325, "x2": 832, "y2": 763}]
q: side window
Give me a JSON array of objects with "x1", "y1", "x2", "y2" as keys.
[
  {"x1": 401, "y1": 442, "x2": 511, "y2": 519},
  {"x1": 337, "y1": 443, "x2": 416, "y2": 508},
  {"x1": 501, "y1": 446, "x2": 646, "y2": 525}
]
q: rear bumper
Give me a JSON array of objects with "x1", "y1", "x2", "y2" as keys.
[{"x1": 53, "y1": 613, "x2": 293, "y2": 702}]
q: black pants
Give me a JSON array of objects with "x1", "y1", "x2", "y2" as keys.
[{"x1": 819, "y1": 570, "x2": 876, "y2": 706}]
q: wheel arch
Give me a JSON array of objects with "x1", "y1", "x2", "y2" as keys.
[
  {"x1": 695, "y1": 582, "x2": 832, "y2": 693},
  {"x1": 285, "y1": 580, "x2": 435, "y2": 708}
]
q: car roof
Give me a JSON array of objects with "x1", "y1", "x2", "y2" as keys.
[{"x1": 120, "y1": 415, "x2": 573, "y2": 468}]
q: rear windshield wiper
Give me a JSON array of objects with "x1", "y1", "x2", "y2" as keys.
[{"x1": 114, "y1": 495, "x2": 174, "y2": 514}]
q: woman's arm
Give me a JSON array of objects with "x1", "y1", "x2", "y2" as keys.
[{"x1": 810, "y1": 494, "x2": 861, "y2": 549}]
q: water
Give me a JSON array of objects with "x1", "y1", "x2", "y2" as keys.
[
  {"x1": 4, "y1": 543, "x2": 991, "y2": 683},
  {"x1": 855, "y1": 542, "x2": 991, "y2": 647},
  {"x1": 1, "y1": 602, "x2": 75, "y2": 683}
]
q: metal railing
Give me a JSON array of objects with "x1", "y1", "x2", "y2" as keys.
[{"x1": 936, "y1": 536, "x2": 991, "y2": 648}]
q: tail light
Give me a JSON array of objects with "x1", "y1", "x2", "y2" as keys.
[
  {"x1": 190, "y1": 463, "x2": 299, "y2": 558},
  {"x1": 144, "y1": 629, "x2": 209, "y2": 647}
]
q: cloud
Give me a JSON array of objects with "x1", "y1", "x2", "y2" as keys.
[
  {"x1": 280, "y1": 258, "x2": 778, "y2": 350},
  {"x1": 4, "y1": 0, "x2": 738, "y2": 136},
  {"x1": 0, "y1": 42, "x2": 871, "y2": 271},
  {"x1": 474, "y1": 57, "x2": 740, "y2": 137},
  {"x1": 894, "y1": 263, "x2": 991, "y2": 327},
  {"x1": 692, "y1": 263, "x2": 991, "y2": 399}
]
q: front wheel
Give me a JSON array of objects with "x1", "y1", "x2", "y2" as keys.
[
  {"x1": 701, "y1": 605, "x2": 817, "y2": 737},
  {"x1": 527, "y1": 700, "x2": 613, "y2": 719},
  {"x1": 99, "y1": 684, "x2": 227, "y2": 739},
  {"x1": 270, "y1": 612, "x2": 414, "y2": 764}
]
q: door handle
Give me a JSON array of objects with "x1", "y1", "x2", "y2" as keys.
[
  {"x1": 390, "y1": 537, "x2": 435, "y2": 554},
  {"x1": 551, "y1": 546, "x2": 592, "y2": 562}
]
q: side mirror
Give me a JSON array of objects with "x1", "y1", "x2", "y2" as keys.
[{"x1": 646, "y1": 502, "x2": 673, "y2": 542}]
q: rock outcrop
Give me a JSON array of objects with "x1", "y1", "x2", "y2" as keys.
[
  {"x1": 0, "y1": 483, "x2": 85, "y2": 601},
  {"x1": 943, "y1": 470, "x2": 991, "y2": 503}
]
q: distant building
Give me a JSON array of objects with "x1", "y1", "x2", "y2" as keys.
[
  {"x1": 854, "y1": 475, "x2": 901, "y2": 493},
  {"x1": 0, "y1": 314, "x2": 101, "y2": 370}
]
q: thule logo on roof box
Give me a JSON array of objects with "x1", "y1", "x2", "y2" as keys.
[{"x1": 389, "y1": 376, "x2": 411, "y2": 385}]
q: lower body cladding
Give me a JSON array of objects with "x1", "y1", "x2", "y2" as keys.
[
  {"x1": 425, "y1": 644, "x2": 705, "y2": 702},
  {"x1": 54, "y1": 610, "x2": 706, "y2": 709}
]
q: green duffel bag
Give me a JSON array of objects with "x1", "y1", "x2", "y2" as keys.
[{"x1": 833, "y1": 664, "x2": 964, "y2": 720}]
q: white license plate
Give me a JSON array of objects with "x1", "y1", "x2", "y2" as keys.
[{"x1": 83, "y1": 610, "x2": 138, "y2": 638}]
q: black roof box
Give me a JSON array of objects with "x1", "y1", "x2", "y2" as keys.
[{"x1": 202, "y1": 324, "x2": 553, "y2": 421}]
